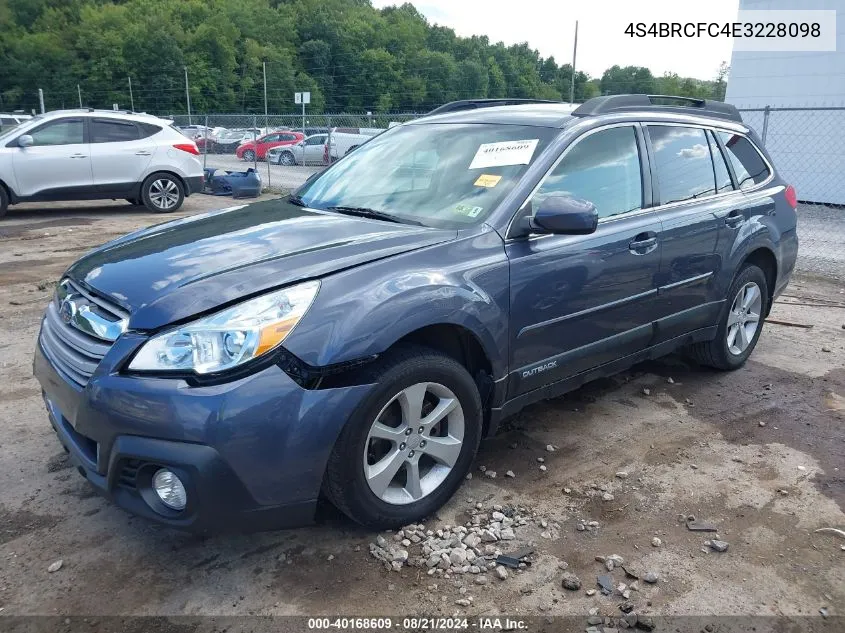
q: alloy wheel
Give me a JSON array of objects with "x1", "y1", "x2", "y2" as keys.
[
  {"x1": 280, "y1": 152, "x2": 295, "y2": 166},
  {"x1": 148, "y1": 179, "x2": 179, "y2": 211},
  {"x1": 363, "y1": 382, "x2": 465, "y2": 505},
  {"x1": 726, "y1": 281, "x2": 762, "y2": 355}
]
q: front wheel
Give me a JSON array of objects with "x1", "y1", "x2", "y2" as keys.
[
  {"x1": 324, "y1": 345, "x2": 482, "y2": 529},
  {"x1": 141, "y1": 173, "x2": 184, "y2": 213},
  {"x1": 242, "y1": 149, "x2": 256, "y2": 162},
  {"x1": 278, "y1": 151, "x2": 296, "y2": 166},
  {"x1": 687, "y1": 264, "x2": 769, "y2": 370}
]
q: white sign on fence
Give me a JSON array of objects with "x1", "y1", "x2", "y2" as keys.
[{"x1": 294, "y1": 92, "x2": 311, "y2": 105}]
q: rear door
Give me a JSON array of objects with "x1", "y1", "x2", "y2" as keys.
[
  {"x1": 506, "y1": 124, "x2": 662, "y2": 397},
  {"x1": 11, "y1": 117, "x2": 92, "y2": 198},
  {"x1": 89, "y1": 118, "x2": 158, "y2": 194},
  {"x1": 646, "y1": 124, "x2": 733, "y2": 342}
]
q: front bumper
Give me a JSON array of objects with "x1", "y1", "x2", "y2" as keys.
[{"x1": 34, "y1": 333, "x2": 374, "y2": 533}]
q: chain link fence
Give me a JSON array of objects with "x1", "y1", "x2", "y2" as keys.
[
  {"x1": 738, "y1": 106, "x2": 845, "y2": 281},
  {"x1": 169, "y1": 113, "x2": 421, "y2": 195},
  {"x1": 172, "y1": 107, "x2": 844, "y2": 281}
]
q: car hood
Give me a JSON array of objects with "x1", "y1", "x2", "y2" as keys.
[{"x1": 66, "y1": 199, "x2": 457, "y2": 330}]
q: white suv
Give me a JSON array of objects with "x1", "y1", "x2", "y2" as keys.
[{"x1": 0, "y1": 109, "x2": 204, "y2": 218}]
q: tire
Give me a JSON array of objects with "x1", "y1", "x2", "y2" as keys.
[
  {"x1": 345, "y1": 145, "x2": 359, "y2": 156},
  {"x1": 279, "y1": 151, "x2": 296, "y2": 166},
  {"x1": 687, "y1": 264, "x2": 769, "y2": 370},
  {"x1": 141, "y1": 173, "x2": 185, "y2": 213},
  {"x1": 0, "y1": 186, "x2": 8, "y2": 219},
  {"x1": 324, "y1": 344, "x2": 483, "y2": 529},
  {"x1": 242, "y1": 149, "x2": 256, "y2": 162}
]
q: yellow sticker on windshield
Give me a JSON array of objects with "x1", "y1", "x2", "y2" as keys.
[
  {"x1": 474, "y1": 174, "x2": 502, "y2": 188},
  {"x1": 453, "y1": 204, "x2": 483, "y2": 218}
]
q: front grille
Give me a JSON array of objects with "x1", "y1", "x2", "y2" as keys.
[{"x1": 39, "y1": 279, "x2": 128, "y2": 388}]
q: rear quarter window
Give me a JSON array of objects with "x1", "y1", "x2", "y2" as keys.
[{"x1": 718, "y1": 132, "x2": 771, "y2": 190}]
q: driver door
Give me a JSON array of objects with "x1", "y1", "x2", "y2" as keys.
[{"x1": 505, "y1": 124, "x2": 663, "y2": 397}]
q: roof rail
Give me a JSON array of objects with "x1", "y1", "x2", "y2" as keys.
[
  {"x1": 571, "y1": 94, "x2": 742, "y2": 123},
  {"x1": 426, "y1": 98, "x2": 564, "y2": 116}
]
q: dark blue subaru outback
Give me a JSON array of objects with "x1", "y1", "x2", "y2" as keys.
[{"x1": 34, "y1": 95, "x2": 798, "y2": 532}]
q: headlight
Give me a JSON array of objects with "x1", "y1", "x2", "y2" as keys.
[{"x1": 128, "y1": 281, "x2": 319, "y2": 374}]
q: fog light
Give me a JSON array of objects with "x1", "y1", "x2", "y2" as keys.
[{"x1": 152, "y1": 469, "x2": 187, "y2": 510}]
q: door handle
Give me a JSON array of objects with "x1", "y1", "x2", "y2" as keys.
[
  {"x1": 69, "y1": 154, "x2": 87, "y2": 159},
  {"x1": 135, "y1": 151, "x2": 152, "y2": 156},
  {"x1": 629, "y1": 233, "x2": 658, "y2": 254},
  {"x1": 724, "y1": 210, "x2": 744, "y2": 228}
]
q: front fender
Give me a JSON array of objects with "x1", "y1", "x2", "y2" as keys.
[{"x1": 284, "y1": 230, "x2": 511, "y2": 379}]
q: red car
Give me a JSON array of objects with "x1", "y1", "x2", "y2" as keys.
[{"x1": 236, "y1": 131, "x2": 304, "y2": 161}]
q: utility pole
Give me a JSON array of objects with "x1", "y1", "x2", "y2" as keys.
[
  {"x1": 38, "y1": 89, "x2": 45, "y2": 114},
  {"x1": 570, "y1": 20, "x2": 579, "y2": 104},
  {"x1": 263, "y1": 61, "x2": 268, "y2": 120},
  {"x1": 128, "y1": 76, "x2": 135, "y2": 111},
  {"x1": 77, "y1": 85, "x2": 83, "y2": 108},
  {"x1": 184, "y1": 66, "x2": 192, "y2": 125}
]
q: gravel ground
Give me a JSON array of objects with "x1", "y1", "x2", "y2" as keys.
[{"x1": 0, "y1": 198, "x2": 843, "y2": 627}]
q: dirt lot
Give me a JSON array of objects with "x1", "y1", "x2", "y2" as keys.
[{"x1": 0, "y1": 198, "x2": 843, "y2": 628}]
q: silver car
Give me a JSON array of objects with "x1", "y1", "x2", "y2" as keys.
[{"x1": 268, "y1": 133, "x2": 327, "y2": 165}]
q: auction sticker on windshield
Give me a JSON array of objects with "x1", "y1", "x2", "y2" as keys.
[
  {"x1": 469, "y1": 139, "x2": 539, "y2": 169},
  {"x1": 453, "y1": 204, "x2": 483, "y2": 218},
  {"x1": 474, "y1": 174, "x2": 502, "y2": 188}
]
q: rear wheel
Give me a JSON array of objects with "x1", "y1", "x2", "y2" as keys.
[
  {"x1": 687, "y1": 264, "x2": 768, "y2": 370},
  {"x1": 141, "y1": 173, "x2": 184, "y2": 213},
  {"x1": 242, "y1": 149, "x2": 256, "y2": 162},
  {"x1": 324, "y1": 345, "x2": 482, "y2": 529}
]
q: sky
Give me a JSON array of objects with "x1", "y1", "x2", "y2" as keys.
[{"x1": 371, "y1": 0, "x2": 740, "y2": 81}]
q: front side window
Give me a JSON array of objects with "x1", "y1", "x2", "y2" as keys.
[
  {"x1": 297, "y1": 123, "x2": 558, "y2": 228},
  {"x1": 718, "y1": 131, "x2": 770, "y2": 190},
  {"x1": 29, "y1": 119, "x2": 84, "y2": 146},
  {"x1": 91, "y1": 119, "x2": 139, "y2": 143},
  {"x1": 531, "y1": 126, "x2": 642, "y2": 220}
]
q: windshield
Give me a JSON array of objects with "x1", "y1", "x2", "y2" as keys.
[
  {"x1": 0, "y1": 114, "x2": 42, "y2": 143},
  {"x1": 296, "y1": 123, "x2": 559, "y2": 228}
]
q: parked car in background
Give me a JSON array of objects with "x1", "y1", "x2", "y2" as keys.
[
  {"x1": 0, "y1": 112, "x2": 32, "y2": 133},
  {"x1": 210, "y1": 129, "x2": 254, "y2": 154},
  {"x1": 268, "y1": 133, "x2": 327, "y2": 165},
  {"x1": 325, "y1": 128, "x2": 381, "y2": 162},
  {"x1": 0, "y1": 109, "x2": 203, "y2": 217},
  {"x1": 236, "y1": 131, "x2": 304, "y2": 161},
  {"x1": 31, "y1": 95, "x2": 798, "y2": 531},
  {"x1": 177, "y1": 125, "x2": 210, "y2": 140}
]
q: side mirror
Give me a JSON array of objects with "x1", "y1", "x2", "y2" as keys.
[
  {"x1": 18, "y1": 135, "x2": 33, "y2": 148},
  {"x1": 521, "y1": 196, "x2": 598, "y2": 236}
]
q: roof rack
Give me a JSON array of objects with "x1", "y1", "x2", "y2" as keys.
[
  {"x1": 426, "y1": 98, "x2": 565, "y2": 116},
  {"x1": 571, "y1": 94, "x2": 742, "y2": 123}
]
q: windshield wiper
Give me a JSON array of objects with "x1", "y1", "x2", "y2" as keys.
[
  {"x1": 326, "y1": 206, "x2": 422, "y2": 225},
  {"x1": 288, "y1": 194, "x2": 306, "y2": 207}
]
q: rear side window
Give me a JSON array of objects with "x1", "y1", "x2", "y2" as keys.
[
  {"x1": 718, "y1": 132, "x2": 771, "y2": 190},
  {"x1": 532, "y1": 126, "x2": 643, "y2": 220},
  {"x1": 91, "y1": 119, "x2": 139, "y2": 143},
  {"x1": 707, "y1": 131, "x2": 734, "y2": 193},
  {"x1": 137, "y1": 122, "x2": 162, "y2": 139},
  {"x1": 648, "y1": 126, "x2": 715, "y2": 204}
]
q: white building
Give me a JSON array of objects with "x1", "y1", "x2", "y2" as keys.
[{"x1": 725, "y1": 0, "x2": 845, "y2": 204}]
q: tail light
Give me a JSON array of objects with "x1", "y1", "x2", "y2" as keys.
[
  {"x1": 784, "y1": 185, "x2": 797, "y2": 209},
  {"x1": 173, "y1": 143, "x2": 200, "y2": 156}
]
